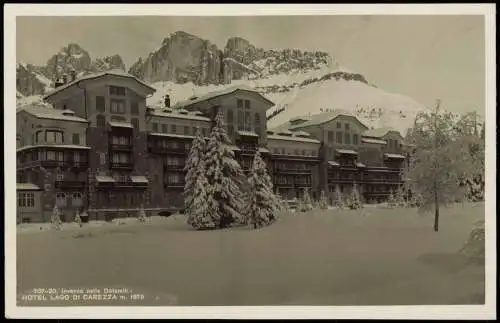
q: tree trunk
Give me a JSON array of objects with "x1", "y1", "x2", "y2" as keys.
[{"x1": 434, "y1": 189, "x2": 440, "y2": 232}]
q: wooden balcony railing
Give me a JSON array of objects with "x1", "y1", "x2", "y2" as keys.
[
  {"x1": 54, "y1": 180, "x2": 87, "y2": 190},
  {"x1": 109, "y1": 162, "x2": 134, "y2": 170}
]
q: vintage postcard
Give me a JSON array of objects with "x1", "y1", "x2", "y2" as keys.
[{"x1": 4, "y1": 3, "x2": 496, "y2": 320}]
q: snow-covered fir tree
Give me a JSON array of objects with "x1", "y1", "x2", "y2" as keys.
[
  {"x1": 387, "y1": 189, "x2": 397, "y2": 208},
  {"x1": 333, "y1": 184, "x2": 344, "y2": 209},
  {"x1": 184, "y1": 127, "x2": 206, "y2": 213},
  {"x1": 204, "y1": 109, "x2": 245, "y2": 228},
  {"x1": 187, "y1": 159, "x2": 218, "y2": 230},
  {"x1": 348, "y1": 184, "x2": 363, "y2": 210},
  {"x1": 74, "y1": 211, "x2": 82, "y2": 227},
  {"x1": 299, "y1": 188, "x2": 314, "y2": 212},
  {"x1": 394, "y1": 186, "x2": 407, "y2": 207},
  {"x1": 245, "y1": 150, "x2": 278, "y2": 229},
  {"x1": 318, "y1": 190, "x2": 328, "y2": 210},
  {"x1": 51, "y1": 204, "x2": 62, "y2": 230},
  {"x1": 138, "y1": 204, "x2": 147, "y2": 223}
]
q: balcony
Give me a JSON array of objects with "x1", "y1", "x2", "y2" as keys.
[
  {"x1": 110, "y1": 143, "x2": 133, "y2": 152},
  {"x1": 294, "y1": 182, "x2": 312, "y2": 187},
  {"x1": 149, "y1": 146, "x2": 189, "y2": 155},
  {"x1": 40, "y1": 160, "x2": 67, "y2": 169},
  {"x1": 164, "y1": 164, "x2": 186, "y2": 171},
  {"x1": 54, "y1": 180, "x2": 86, "y2": 190},
  {"x1": 164, "y1": 181, "x2": 185, "y2": 189},
  {"x1": 275, "y1": 168, "x2": 312, "y2": 175},
  {"x1": 109, "y1": 162, "x2": 134, "y2": 170}
]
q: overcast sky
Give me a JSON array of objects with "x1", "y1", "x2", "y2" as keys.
[{"x1": 17, "y1": 15, "x2": 485, "y2": 115}]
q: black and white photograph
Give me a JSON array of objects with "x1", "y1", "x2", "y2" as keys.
[{"x1": 4, "y1": 4, "x2": 496, "y2": 320}]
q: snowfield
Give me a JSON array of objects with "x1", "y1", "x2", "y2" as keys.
[{"x1": 17, "y1": 203, "x2": 485, "y2": 306}]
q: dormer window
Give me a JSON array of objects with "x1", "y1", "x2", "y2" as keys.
[
  {"x1": 109, "y1": 86, "x2": 126, "y2": 96},
  {"x1": 46, "y1": 130, "x2": 64, "y2": 144}
]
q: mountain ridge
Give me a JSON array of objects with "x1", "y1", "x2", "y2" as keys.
[{"x1": 16, "y1": 31, "x2": 433, "y2": 135}]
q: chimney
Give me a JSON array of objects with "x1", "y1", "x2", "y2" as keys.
[
  {"x1": 70, "y1": 70, "x2": 77, "y2": 82},
  {"x1": 54, "y1": 76, "x2": 64, "y2": 88},
  {"x1": 164, "y1": 95, "x2": 171, "y2": 109}
]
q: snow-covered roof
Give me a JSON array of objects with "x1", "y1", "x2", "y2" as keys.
[
  {"x1": 18, "y1": 105, "x2": 88, "y2": 123},
  {"x1": 171, "y1": 84, "x2": 274, "y2": 109},
  {"x1": 288, "y1": 111, "x2": 369, "y2": 130},
  {"x1": 328, "y1": 161, "x2": 340, "y2": 167},
  {"x1": 149, "y1": 132, "x2": 196, "y2": 140},
  {"x1": 292, "y1": 130, "x2": 311, "y2": 138},
  {"x1": 17, "y1": 144, "x2": 91, "y2": 152},
  {"x1": 384, "y1": 153, "x2": 406, "y2": 159},
  {"x1": 362, "y1": 138, "x2": 387, "y2": 145},
  {"x1": 258, "y1": 147, "x2": 270, "y2": 153},
  {"x1": 130, "y1": 175, "x2": 149, "y2": 183},
  {"x1": 43, "y1": 70, "x2": 156, "y2": 99},
  {"x1": 96, "y1": 176, "x2": 115, "y2": 183},
  {"x1": 237, "y1": 130, "x2": 259, "y2": 137},
  {"x1": 109, "y1": 121, "x2": 133, "y2": 128},
  {"x1": 336, "y1": 149, "x2": 358, "y2": 155},
  {"x1": 267, "y1": 134, "x2": 320, "y2": 144},
  {"x1": 17, "y1": 183, "x2": 41, "y2": 191},
  {"x1": 363, "y1": 127, "x2": 402, "y2": 139},
  {"x1": 150, "y1": 109, "x2": 211, "y2": 122}
]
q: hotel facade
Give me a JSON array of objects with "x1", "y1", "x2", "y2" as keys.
[{"x1": 16, "y1": 71, "x2": 411, "y2": 223}]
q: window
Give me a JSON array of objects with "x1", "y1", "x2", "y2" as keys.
[
  {"x1": 72, "y1": 133, "x2": 80, "y2": 145},
  {"x1": 184, "y1": 126, "x2": 189, "y2": 135},
  {"x1": 96, "y1": 115, "x2": 106, "y2": 128},
  {"x1": 131, "y1": 102, "x2": 139, "y2": 115},
  {"x1": 162, "y1": 124, "x2": 168, "y2": 133},
  {"x1": 345, "y1": 123, "x2": 350, "y2": 130},
  {"x1": 152, "y1": 123, "x2": 158, "y2": 132},
  {"x1": 337, "y1": 122, "x2": 342, "y2": 129},
  {"x1": 71, "y1": 192, "x2": 83, "y2": 207},
  {"x1": 294, "y1": 149, "x2": 299, "y2": 155},
  {"x1": 281, "y1": 148, "x2": 286, "y2": 155},
  {"x1": 345, "y1": 133, "x2": 350, "y2": 145},
  {"x1": 96, "y1": 96, "x2": 105, "y2": 112},
  {"x1": 46, "y1": 130, "x2": 64, "y2": 144},
  {"x1": 244, "y1": 110, "x2": 251, "y2": 131},
  {"x1": 192, "y1": 126, "x2": 197, "y2": 135},
  {"x1": 167, "y1": 173, "x2": 183, "y2": 184},
  {"x1": 336, "y1": 131, "x2": 343, "y2": 144},
  {"x1": 328, "y1": 131, "x2": 334, "y2": 142},
  {"x1": 274, "y1": 148, "x2": 279, "y2": 154},
  {"x1": 109, "y1": 86, "x2": 126, "y2": 96},
  {"x1": 56, "y1": 171, "x2": 64, "y2": 181},
  {"x1": 302, "y1": 150, "x2": 306, "y2": 156},
  {"x1": 56, "y1": 192, "x2": 66, "y2": 207},
  {"x1": 245, "y1": 100, "x2": 251, "y2": 110},
  {"x1": 56, "y1": 151, "x2": 64, "y2": 161},
  {"x1": 353, "y1": 134, "x2": 359, "y2": 145},
  {"x1": 32, "y1": 134, "x2": 35, "y2": 145},
  {"x1": 18, "y1": 193, "x2": 35, "y2": 208},
  {"x1": 202, "y1": 128, "x2": 207, "y2": 137},
  {"x1": 110, "y1": 99, "x2": 126, "y2": 114},
  {"x1": 46, "y1": 151, "x2": 56, "y2": 160},
  {"x1": 237, "y1": 99, "x2": 244, "y2": 130},
  {"x1": 99, "y1": 153, "x2": 106, "y2": 166},
  {"x1": 36, "y1": 131, "x2": 43, "y2": 144},
  {"x1": 112, "y1": 152, "x2": 130, "y2": 164},
  {"x1": 112, "y1": 136, "x2": 130, "y2": 145},
  {"x1": 166, "y1": 156, "x2": 181, "y2": 167},
  {"x1": 131, "y1": 118, "x2": 139, "y2": 129},
  {"x1": 73, "y1": 151, "x2": 81, "y2": 162},
  {"x1": 227, "y1": 109, "x2": 234, "y2": 123},
  {"x1": 254, "y1": 113, "x2": 261, "y2": 134},
  {"x1": 171, "y1": 124, "x2": 177, "y2": 134}
]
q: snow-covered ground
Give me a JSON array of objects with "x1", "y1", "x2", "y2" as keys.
[{"x1": 16, "y1": 203, "x2": 485, "y2": 306}]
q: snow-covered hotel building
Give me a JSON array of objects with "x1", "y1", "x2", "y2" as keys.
[{"x1": 16, "y1": 71, "x2": 410, "y2": 223}]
